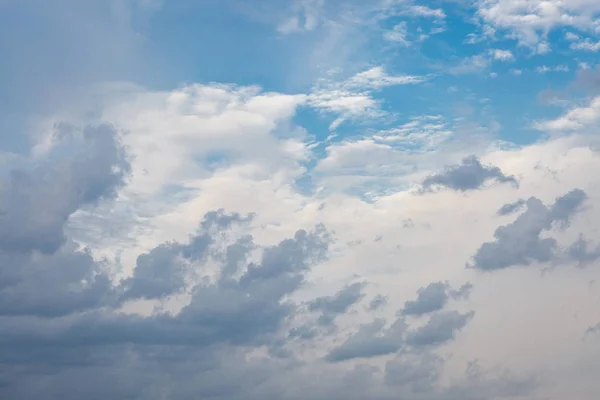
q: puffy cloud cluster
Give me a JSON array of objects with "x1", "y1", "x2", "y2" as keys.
[{"x1": 0, "y1": 120, "x2": 537, "y2": 400}]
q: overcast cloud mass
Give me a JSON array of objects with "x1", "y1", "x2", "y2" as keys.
[{"x1": 2, "y1": 0, "x2": 600, "y2": 399}]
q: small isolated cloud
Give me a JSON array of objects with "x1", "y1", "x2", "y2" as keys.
[
  {"x1": 470, "y1": 189, "x2": 588, "y2": 271},
  {"x1": 490, "y1": 49, "x2": 515, "y2": 61},
  {"x1": 325, "y1": 318, "x2": 407, "y2": 362},
  {"x1": 567, "y1": 235, "x2": 600, "y2": 267},
  {"x1": 449, "y1": 55, "x2": 492, "y2": 75},
  {"x1": 421, "y1": 156, "x2": 518, "y2": 192},
  {"x1": 368, "y1": 294, "x2": 388, "y2": 311},
  {"x1": 400, "y1": 281, "x2": 472, "y2": 317},
  {"x1": 405, "y1": 5, "x2": 446, "y2": 19},
  {"x1": 535, "y1": 65, "x2": 570, "y2": 74},
  {"x1": 405, "y1": 310, "x2": 475, "y2": 347},
  {"x1": 497, "y1": 199, "x2": 527, "y2": 216},
  {"x1": 309, "y1": 282, "x2": 366, "y2": 326}
]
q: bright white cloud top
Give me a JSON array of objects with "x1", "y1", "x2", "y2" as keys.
[{"x1": 1, "y1": 1, "x2": 600, "y2": 399}]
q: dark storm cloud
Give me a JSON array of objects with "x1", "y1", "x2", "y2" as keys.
[
  {"x1": 421, "y1": 156, "x2": 518, "y2": 192},
  {"x1": 471, "y1": 189, "x2": 587, "y2": 271}
]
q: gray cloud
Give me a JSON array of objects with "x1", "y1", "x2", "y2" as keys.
[
  {"x1": 119, "y1": 210, "x2": 253, "y2": 301},
  {"x1": 368, "y1": 294, "x2": 388, "y2": 311},
  {"x1": 497, "y1": 199, "x2": 526, "y2": 216},
  {"x1": 0, "y1": 124, "x2": 130, "y2": 255},
  {"x1": 567, "y1": 235, "x2": 600, "y2": 267},
  {"x1": 406, "y1": 311, "x2": 475, "y2": 347},
  {"x1": 325, "y1": 318, "x2": 407, "y2": 362},
  {"x1": 0, "y1": 124, "x2": 128, "y2": 317},
  {"x1": 421, "y1": 156, "x2": 518, "y2": 192},
  {"x1": 471, "y1": 189, "x2": 587, "y2": 271},
  {"x1": 384, "y1": 352, "x2": 444, "y2": 392},
  {"x1": 309, "y1": 282, "x2": 366, "y2": 326},
  {"x1": 400, "y1": 281, "x2": 472, "y2": 317}
]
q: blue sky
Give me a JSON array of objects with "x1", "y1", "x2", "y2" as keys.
[{"x1": 2, "y1": 1, "x2": 600, "y2": 399}]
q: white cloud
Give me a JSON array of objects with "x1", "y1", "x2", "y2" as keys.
[
  {"x1": 476, "y1": 0, "x2": 600, "y2": 48},
  {"x1": 534, "y1": 96, "x2": 600, "y2": 132},
  {"x1": 405, "y1": 4, "x2": 446, "y2": 19},
  {"x1": 490, "y1": 48, "x2": 515, "y2": 61},
  {"x1": 277, "y1": 0, "x2": 325, "y2": 34},
  {"x1": 11, "y1": 77, "x2": 600, "y2": 399},
  {"x1": 571, "y1": 38, "x2": 600, "y2": 52},
  {"x1": 383, "y1": 22, "x2": 410, "y2": 45},
  {"x1": 372, "y1": 115, "x2": 453, "y2": 150},
  {"x1": 308, "y1": 66, "x2": 427, "y2": 129},
  {"x1": 449, "y1": 55, "x2": 492, "y2": 75},
  {"x1": 535, "y1": 64, "x2": 570, "y2": 73}
]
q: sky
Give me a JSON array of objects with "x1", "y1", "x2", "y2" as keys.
[{"x1": 1, "y1": 0, "x2": 600, "y2": 399}]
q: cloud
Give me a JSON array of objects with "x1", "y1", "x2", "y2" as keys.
[
  {"x1": 470, "y1": 189, "x2": 588, "y2": 270},
  {"x1": 325, "y1": 318, "x2": 407, "y2": 362},
  {"x1": 368, "y1": 294, "x2": 388, "y2": 311},
  {"x1": 449, "y1": 55, "x2": 492, "y2": 75},
  {"x1": 535, "y1": 65, "x2": 570, "y2": 74},
  {"x1": 308, "y1": 282, "x2": 366, "y2": 325},
  {"x1": 421, "y1": 155, "x2": 518, "y2": 192},
  {"x1": 119, "y1": 210, "x2": 254, "y2": 301},
  {"x1": 535, "y1": 96, "x2": 600, "y2": 132},
  {"x1": 566, "y1": 234, "x2": 600, "y2": 267},
  {"x1": 308, "y1": 66, "x2": 427, "y2": 129},
  {"x1": 400, "y1": 281, "x2": 472, "y2": 317},
  {"x1": 0, "y1": 124, "x2": 130, "y2": 255},
  {"x1": 475, "y1": 0, "x2": 600, "y2": 49},
  {"x1": 384, "y1": 351, "x2": 444, "y2": 392},
  {"x1": 383, "y1": 22, "x2": 411, "y2": 45},
  {"x1": 571, "y1": 38, "x2": 600, "y2": 52},
  {"x1": 497, "y1": 199, "x2": 527, "y2": 216},
  {"x1": 490, "y1": 49, "x2": 515, "y2": 61},
  {"x1": 405, "y1": 311, "x2": 475, "y2": 347}
]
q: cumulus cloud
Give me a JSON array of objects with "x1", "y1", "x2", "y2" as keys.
[
  {"x1": 400, "y1": 281, "x2": 472, "y2": 317},
  {"x1": 0, "y1": 124, "x2": 130, "y2": 255},
  {"x1": 325, "y1": 318, "x2": 408, "y2": 362},
  {"x1": 405, "y1": 310, "x2": 475, "y2": 347},
  {"x1": 475, "y1": 0, "x2": 600, "y2": 49},
  {"x1": 471, "y1": 189, "x2": 588, "y2": 270},
  {"x1": 497, "y1": 199, "x2": 527, "y2": 216},
  {"x1": 421, "y1": 155, "x2": 518, "y2": 192},
  {"x1": 308, "y1": 282, "x2": 366, "y2": 326}
]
